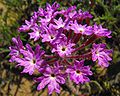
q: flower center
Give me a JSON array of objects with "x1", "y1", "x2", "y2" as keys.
[
  {"x1": 79, "y1": 27, "x2": 84, "y2": 33},
  {"x1": 59, "y1": 24, "x2": 64, "y2": 28},
  {"x1": 50, "y1": 35, "x2": 54, "y2": 39},
  {"x1": 51, "y1": 74, "x2": 55, "y2": 77},
  {"x1": 61, "y1": 47, "x2": 66, "y2": 51},
  {"x1": 50, "y1": 74, "x2": 56, "y2": 80},
  {"x1": 33, "y1": 59, "x2": 36, "y2": 63},
  {"x1": 36, "y1": 31, "x2": 40, "y2": 36},
  {"x1": 47, "y1": 18, "x2": 51, "y2": 22},
  {"x1": 80, "y1": 30, "x2": 83, "y2": 33},
  {"x1": 95, "y1": 30, "x2": 100, "y2": 34},
  {"x1": 96, "y1": 51, "x2": 99, "y2": 56},
  {"x1": 20, "y1": 54, "x2": 24, "y2": 58},
  {"x1": 76, "y1": 70, "x2": 82, "y2": 75},
  {"x1": 30, "y1": 58, "x2": 36, "y2": 64}
]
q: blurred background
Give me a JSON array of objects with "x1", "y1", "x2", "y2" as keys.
[{"x1": 0, "y1": 0, "x2": 120, "y2": 96}]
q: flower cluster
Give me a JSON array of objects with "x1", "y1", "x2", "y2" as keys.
[{"x1": 9, "y1": 2, "x2": 112, "y2": 94}]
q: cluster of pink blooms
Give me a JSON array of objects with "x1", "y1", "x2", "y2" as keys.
[{"x1": 9, "y1": 2, "x2": 112, "y2": 94}]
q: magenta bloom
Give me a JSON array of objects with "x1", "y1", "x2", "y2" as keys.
[
  {"x1": 38, "y1": 8, "x2": 45, "y2": 17},
  {"x1": 39, "y1": 2, "x2": 60, "y2": 25},
  {"x1": 36, "y1": 65, "x2": 65, "y2": 94},
  {"x1": 31, "y1": 12, "x2": 38, "y2": 21},
  {"x1": 15, "y1": 44, "x2": 45, "y2": 75},
  {"x1": 19, "y1": 12, "x2": 38, "y2": 32},
  {"x1": 91, "y1": 43, "x2": 112, "y2": 67},
  {"x1": 71, "y1": 20, "x2": 93, "y2": 35},
  {"x1": 60, "y1": 6, "x2": 76, "y2": 19},
  {"x1": 9, "y1": 36, "x2": 24, "y2": 62},
  {"x1": 52, "y1": 39, "x2": 75, "y2": 57},
  {"x1": 93, "y1": 24, "x2": 111, "y2": 38},
  {"x1": 41, "y1": 24, "x2": 65, "y2": 44},
  {"x1": 28, "y1": 25, "x2": 44, "y2": 41},
  {"x1": 53, "y1": 17, "x2": 66, "y2": 29},
  {"x1": 9, "y1": 2, "x2": 113, "y2": 95},
  {"x1": 46, "y1": 2, "x2": 60, "y2": 13},
  {"x1": 67, "y1": 10, "x2": 77, "y2": 20},
  {"x1": 66, "y1": 60, "x2": 92, "y2": 84},
  {"x1": 78, "y1": 9, "x2": 93, "y2": 19},
  {"x1": 40, "y1": 14, "x2": 52, "y2": 25},
  {"x1": 19, "y1": 19, "x2": 35, "y2": 32}
]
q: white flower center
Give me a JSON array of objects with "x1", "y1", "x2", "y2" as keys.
[
  {"x1": 96, "y1": 51, "x2": 100, "y2": 56},
  {"x1": 61, "y1": 46, "x2": 67, "y2": 52},
  {"x1": 47, "y1": 18, "x2": 51, "y2": 22},
  {"x1": 78, "y1": 27, "x2": 84, "y2": 33},
  {"x1": 58, "y1": 24, "x2": 64, "y2": 28},
  {"x1": 50, "y1": 74, "x2": 56, "y2": 80},
  {"x1": 49, "y1": 35, "x2": 55, "y2": 40},
  {"x1": 75, "y1": 70, "x2": 82, "y2": 75},
  {"x1": 36, "y1": 31, "x2": 40, "y2": 36},
  {"x1": 95, "y1": 30, "x2": 100, "y2": 34},
  {"x1": 30, "y1": 59, "x2": 36, "y2": 65}
]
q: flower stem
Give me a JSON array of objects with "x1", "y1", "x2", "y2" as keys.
[
  {"x1": 44, "y1": 55, "x2": 58, "y2": 58},
  {"x1": 46, "y1": 59, "x2": 58, "y2": 64},
  {"x1": 63, "y1": 59, "x2": 71, "y2": 65},
  {"x1": 73, "y1": 33, "x2": 82, "y2": 43},
  {"x1": 73, "y1": 34, "x2": 97, "y2": 53},
  {"x1": 66, "y1": 52, "x2": 91, "y2": 59},
  {"x1": 67, "y1": 30, "x2": 73, "y2": 42}
]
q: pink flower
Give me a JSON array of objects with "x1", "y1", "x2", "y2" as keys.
[
  {"x1": 66, "y1": 60, "x2": 92, "y2": 84},
  {"x1": 91, "y1": 43, "x2": 112, "y2": 67},
  {"x1": 9, "y1": 36, "x2": 24, "y2": 62},
  {"x1": 9, "y1": 2, "x2": 113, "y2": 95},
  {"x1": 52, "y1": 39, "x2": 75, "y2": 57},
  {"x1": 71, "y1": 20, "x2": 93, "y2": 35},
  {"x1": 15, "y1": 44, "x2": 45, "y2": 75},
  {"x1": 36, "y1": 64, "x2": 65, "y2": 94},
  {"x1": 53, "y1": 17, "x2": 66, "y2": 29},
  {"x1": 93, "y1": 24, "x2": 111, "y2": 38},
  {"x1": 28, "y1": 25, "x2": 44, "y2": 41},
  {"x1": 78, "y1": 9, "x2": 93, "y2": 19},
  {"x1": 41, "y1": 24, "x2": 65, "y2": 44}
]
